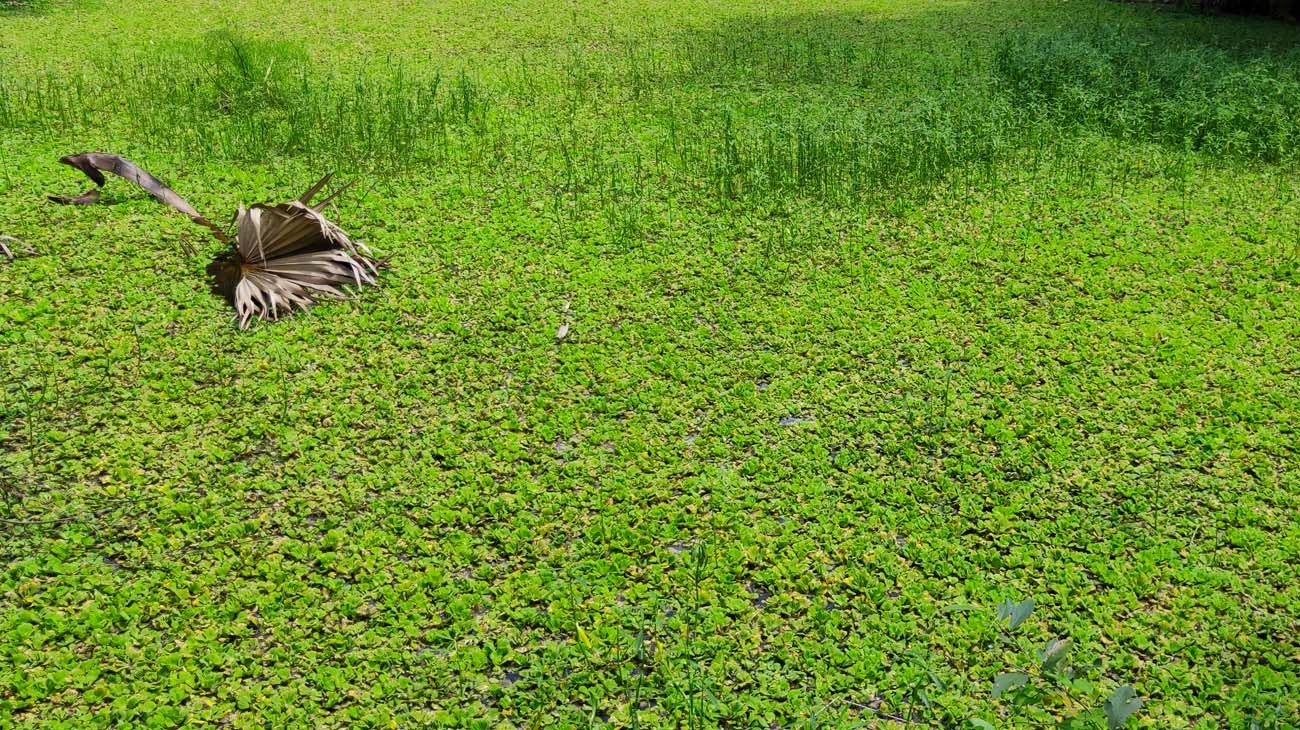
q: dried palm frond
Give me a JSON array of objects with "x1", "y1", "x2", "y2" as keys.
[
  {"x1": 208, "y1": 174, "x2": 379, "y2": 328},
  {"x1": 50, "y1": 152, "x2": 380, "y2": 328}
]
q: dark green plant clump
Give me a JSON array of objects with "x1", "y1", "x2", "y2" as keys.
[{"x1": 995, "y1": 28, "x2": 1300, "y2": 162}]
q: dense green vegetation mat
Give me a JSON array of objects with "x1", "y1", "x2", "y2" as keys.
[{"x1": 2, "y1": 0, "x2": 1298, "y2": 726}]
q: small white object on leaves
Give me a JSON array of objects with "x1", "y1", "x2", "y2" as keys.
[{"x1": 556, "y1": 299, "x2": 572, "y2": 341}]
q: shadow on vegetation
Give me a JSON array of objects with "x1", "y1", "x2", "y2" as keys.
[
  {"x1": 996, "y1": 26, "x2": 1300, "y2": 162},
  {"x1": 0, "y1": 0, "x2": 47, "y2": 15},
  {"x1": 605, "y1": 5, "x2": 1300, "y2": 203}
]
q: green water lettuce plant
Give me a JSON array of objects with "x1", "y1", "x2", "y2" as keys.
[{"x1": 50, "y1": 153, "x2": 378, "y2": 327}]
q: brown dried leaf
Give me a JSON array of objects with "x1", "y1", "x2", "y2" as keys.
[{"x1": 235, "y1": 175, "x2": 369, "y2": 264}]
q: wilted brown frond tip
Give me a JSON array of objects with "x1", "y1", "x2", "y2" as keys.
[
  {"x1": 51, "y1": 153, "x2": 230, "y2": 243},
  {"x1": 50, "y1": 153, "x2": 380, "y2": 328}
]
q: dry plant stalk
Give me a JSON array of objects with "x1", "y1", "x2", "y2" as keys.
[{"x1": 1, "y1": 234, "x2": 24, "y2": 260}]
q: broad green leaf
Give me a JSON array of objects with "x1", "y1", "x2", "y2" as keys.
[
  {"x1": 996, "y1": 598, "x2": 1035, "y2": 630},
  {"x1": 992, "y1": 671, "x2": 1029, "y2": 698},
  {"x1": 1039, "y1": 638, "x2": 1071, "y2": 672},
  {"x1": 1104, "y1": 685, "x2": 1142, "y2": 729}
]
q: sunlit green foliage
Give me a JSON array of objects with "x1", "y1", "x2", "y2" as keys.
[{"x1": 1, "y1": 0, "x2": 1298, "y2": 727}]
